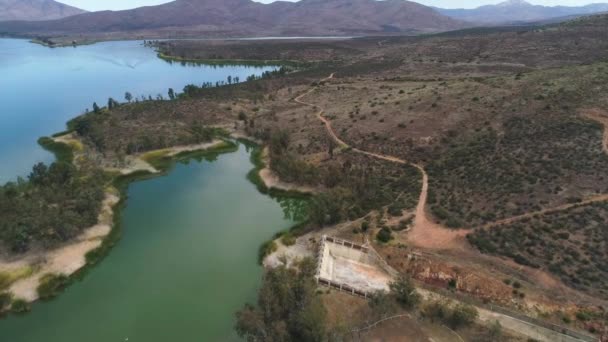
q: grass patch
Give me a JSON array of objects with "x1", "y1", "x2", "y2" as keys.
[
  {"x1": 141, "y1": 140, "x2": 238, "y2": 171},
  {"x1": 258, "y1": 240, "x2": 278, "y2": 264},
  {"x1": 37, "y1": 137, "x2": 74, "y2": 164},
  {"x1": 0, "y1": 267, "x2": 36, "y2": 291}
]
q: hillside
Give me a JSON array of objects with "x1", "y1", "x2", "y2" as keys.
[
  {"x1": 0, "y1": 0, "x2": 85, "y2": 22},
  {"x1": 435, "y1": 0, "x2": 608, "y2": 24},
  {"x1": 0, "y1": 0, "x2": 466, "y2": 39}
]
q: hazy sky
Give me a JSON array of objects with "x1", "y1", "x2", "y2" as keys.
[{"x1": 60, "y1": 0, "x2": 602, "y2": 11}]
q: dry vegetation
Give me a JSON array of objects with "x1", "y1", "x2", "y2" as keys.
[{"x1": 7, "y1": 13, "x2": 608, "y2": 335}]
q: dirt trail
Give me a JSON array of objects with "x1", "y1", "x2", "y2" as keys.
[
  {"x1": 481, "y1": 193, "x2": 608, "y2": 229},
  {"x1": 583, "y1": 108, "x2": 608, "y2": 153},
  {"x1": 295, "y1": 73, "x2": 466, "y2": 250},
  {"x1": 292, "y1": 76, "x2": 598, "y2": 342},
  {"x1": 478, "y1": 108, "x2": 608, "y2": 229},
  {"x1": 297, "y1": 75, "x2": 608, "y2": 249}
]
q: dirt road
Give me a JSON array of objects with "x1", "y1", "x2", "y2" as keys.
[
  {"x1": 293, "y1": 74, "x2": 598, "y2": 342},
  {"x1": 294, "y1": 73, "x2": 468, "y2": 250}
]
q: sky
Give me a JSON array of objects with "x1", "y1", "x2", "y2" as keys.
[{"x1": 59, "y1": 0, "x2": 602, "y2": 12}]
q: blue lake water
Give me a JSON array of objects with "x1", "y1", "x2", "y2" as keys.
[
  {"x1": 0, "y1": 39, "x2": 301, "y2": 341},
  {"x1": 0, "y1": 38, "x2": 274, "y2": 183}
]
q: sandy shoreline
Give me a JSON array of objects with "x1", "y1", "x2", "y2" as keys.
[
  {"x1": 0, "y1": 137, "x2": 231, "y2": 307},
  {"x1": 258, "y1": 147, "x2": 318, "y2": 194},
  {"x1": 0, "y1": 132, "x2": 309, "y2": 308},
  {"x1": 0, "y1": 191, "x2": 119, "y2": 302}
]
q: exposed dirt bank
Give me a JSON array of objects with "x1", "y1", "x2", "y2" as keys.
[{"x1": 1, "y1": 191, "x2": 119, "y2": 302}]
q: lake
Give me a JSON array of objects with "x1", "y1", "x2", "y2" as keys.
[
  {"x1": 0, "y1": 38, "x2": 274, "y2": 183},
  {"x1": 0, "y1": 39, "x2": 300, "y2": 341}
]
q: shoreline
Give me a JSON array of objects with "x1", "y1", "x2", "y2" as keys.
[
  {"x1": 257, "y1": 146, "x2": 319, "y2": 195},
  {"x1": 156, "y1": 52, "x2": 306, "y2": 68},
  {"x1": 1, "y1": 191, "x2": 120, "y2": 303},
  {"x1": 0, "y1": 132, "x2": 312, "y2": 313}
]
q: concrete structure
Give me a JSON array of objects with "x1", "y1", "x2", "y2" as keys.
[{"x1": 315, "y1": 236, "x2": 394, "y2": 297}]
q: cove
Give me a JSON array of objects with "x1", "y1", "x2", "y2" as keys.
[
  {"x1": 0, "y1": 144, "x2": 303, "y2": 341},
  {"x1": 0, "y1": 39, "x2": 301, "y2": 340},
  {"x1": 0, "y1": 38, "x2": 275, "y2": 183}
]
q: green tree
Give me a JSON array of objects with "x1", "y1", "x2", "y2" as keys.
[
  {"x1": 488, "y1": 320, "x2": 502, "y2": 340},
  {"x1": 168, "y1": 88, "x2": 175, "y2": 100},
  {"x1": 376, "y1": 227, "x2": 393, "y2": 243},
  {"x1": 235, "y1": 258, "x2": 326, "y2": 342},
  {"x1": 124, "y1": 92, "x2": 133, "y2": 103},
  {"x1": 92, "y1": 102, "x2": 100, "y2": 114},
  {"x1": 447, "y1": 303, "x2": 478, "y2": 329},
  {"x1": 389, "y1": 275, "x2": 420, "y2": 309},
  {"x1": 368, "y1": 291, "x2": 397, "y2": 321}
]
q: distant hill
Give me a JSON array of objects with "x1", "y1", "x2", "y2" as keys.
[
  {"x1": 435, "y1": 0, "x2": 608, "y2": 24},
  {"x1": 0, "y1": 0, "x2": 85, "y2": 22},
  {"x1": 0, "y1": 0, "x2": 465, "y2": 38}
]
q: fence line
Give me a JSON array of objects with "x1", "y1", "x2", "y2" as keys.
[{"x1": 418, "y1": 283, "x2": 598, "y2": 342}]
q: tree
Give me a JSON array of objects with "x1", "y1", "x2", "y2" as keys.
[
  {"x1": 376, "y1": 227, "x2": 393, "y2": 243},
  {"x1": 235, "y1": 258, "x2": 327, "y2": 342},
  {"x1": 227, "y1": 75, "x2": 232, "y2": 84},
  {"x1": 368, "y1": 291, "x2": 397, "y2": 321},
  {"x1": 107, "y1": 98, "x2": 119, "y2": 110},
  {"x1": 183, "y1": 84, "x2": 198, "y2": 96},
  {"x1": 124, "y1": 92, "x2": 133, "y2": 103},
  {"x1": 28, "y1": 163, "x2": 48, "y2": 185},
  {"x1": 389, "y1": 275, "x2": 420, "y2": 309},
  {"x1": 488, "y1": 320, "x2": 502, "y2": 340},
  {"x1": 92, "y1": 102, "x2": 100, "y2": 114},
  {"x1": 327, "y1": 137, "x2": 335, "y2": 159},
  {"x1": 168, "y1": 88, "x2": 175, "y2": 100},
  {"x1": 447, "y1": 304, "x2": 478, "y2": 329}
]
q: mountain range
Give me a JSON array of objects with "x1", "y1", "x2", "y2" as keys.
[
  {"x1": 435, "y1": 0, "x2": 608, "y2": 24},
  {"x1": 2, "y1": 0, "x2": 608, "y2": 39},
  {"x1": 0, "y1": 0, "x2": 464, "y2": 38},
  {"x1": 0, "y1": 0, "x2": 85, "y2": 22}
]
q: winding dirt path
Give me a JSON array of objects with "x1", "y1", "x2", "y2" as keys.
[
  {"x1": 481, "y1": 193, "x2": 608, "y2": 229},
  {"x1": 295, "y1": 76, "x2": 608, "y2": 247},
  {"x1": 291, "y1": 75, "x2": 599, "y2": 342},
  {"x1": 479, "y1": 108, "x2": 608, "y2": 229},
  {"x1": 294, "y1": 73, "x2": 467, "y2": 250},
  {"x1": 583, "y1": 108, "x2": 608, "y2": 154}
]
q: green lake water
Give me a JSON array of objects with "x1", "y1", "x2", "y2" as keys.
[
  {"x1": 1, "y1": 146, "x2": 303, "y2": 341},
  {"x1": 0, "y1": 39, "x2": 303, "y2": 341}
]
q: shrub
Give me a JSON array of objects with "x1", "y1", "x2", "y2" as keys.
[
  {"x1": 0, "y1": 273, "x2": 11, "y2": 291},
  {"x1": 368, "y1": 291, "x2": 397, "y2": 320},
  {"x1": 423, "y1": 301, "x2": 478, "y2": 330},
  {"x1": 376, "y1": 227, "x2": 393, "y2": 243},
  {"x1": 37, "y1": 273, "x2": 69, "y2": 300},
  {"x1": 258, "y1": 240, "x2": 278, "y2": 264},
  {"x1": 447, "y1": 304, "x2": 478, "y2": 329},
  {"x1": 389, "y1": 275, "x2": 420, "y2": 309},
  {"x1": 0, "y1": 292, "x2": 12, "y2": 310},
  {"x1": 361, "y1": 221, "x2": 370, "y2": 232},
  {"x1": 281, "y1": 233, "x2": 296, "y2": 247},
  {"x1": 423, "y1": 300, "x2": 449, "y2": 322},
  {"x1": 11, "y1": 298, "x2": 30, "y2": 314},
  {"x1": 575, "y1": 310, "x2": 592, "y2": 321}
]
